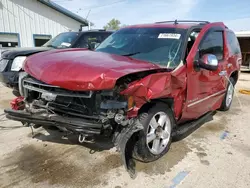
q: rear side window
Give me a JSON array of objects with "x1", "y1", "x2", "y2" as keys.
[
  {"x1": 226, "y1": 31, "x2": 241, "y2": 55},
  {"x1": 199, "y1": 31, "x2": 224, "y2": 60},
  {"x1": 75, "y1": 33, "x2": 111, "y2": 48}
]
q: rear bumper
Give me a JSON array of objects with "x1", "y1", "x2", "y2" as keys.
[
  {"x1": 0, "y1": 71, "x2": 19, "y2": 88},
  {"x1": 4, "y1": 109, "x2": 102, "y2": 135}
]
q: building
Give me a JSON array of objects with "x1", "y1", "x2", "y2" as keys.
[
  {"x1": 0, "y1": 0, "x2": 89, "y2": 48},
  {"x1": 235, "y1": 31, "x2": 250, "y2": 69}
]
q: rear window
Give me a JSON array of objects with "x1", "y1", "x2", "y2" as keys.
[{"x1": 226, "y1": 31, "x2": 241, "y2": 55}]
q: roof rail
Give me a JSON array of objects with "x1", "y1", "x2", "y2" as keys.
[{"x1": 155, "y1": 20, "x2": 210, "y2": 25}]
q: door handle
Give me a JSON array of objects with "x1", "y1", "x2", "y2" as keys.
[
  {"x1": 219, "y1": 70, "x2": 227, "y2": 76},
  {"x1": 227, "y1": 63, "x2": 232, "y2": 68}
]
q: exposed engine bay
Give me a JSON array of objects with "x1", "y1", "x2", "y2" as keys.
[{"x1": 5, "y1": 73, "x2": 145, "y2": 177}]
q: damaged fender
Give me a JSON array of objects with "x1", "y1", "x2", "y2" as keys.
[
  {"x1": 121, "y1": 66, "x2": 187, "y2": 119},
  {"x1": 114, "y1": 118, "x2": 143, "y2": 178}
]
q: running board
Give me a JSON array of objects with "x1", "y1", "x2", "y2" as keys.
[{"x1": 172, "y1": 111, "x2": 214, "y2": 141}]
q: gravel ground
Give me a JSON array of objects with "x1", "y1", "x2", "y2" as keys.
[{"x1": 0, "y1": 72, "x2": 250, "y2": 188}]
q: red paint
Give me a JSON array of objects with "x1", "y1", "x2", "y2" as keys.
[
  {"x1": 24, "y1": 49, "x2": 160, "y2": 91},
  {"x1": 181, "y1": 22, "x2": 241, "y2": 121},
  {"x1": 121, "y1": 66, "x2": 187, "y2": 119},
  {"x1": 23, "y1": 22, "x2": 240, "y2": 125}
]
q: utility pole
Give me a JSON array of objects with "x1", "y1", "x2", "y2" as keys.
[{"x1": 86, "y1": 9, "x2": 91, "y2": 30}]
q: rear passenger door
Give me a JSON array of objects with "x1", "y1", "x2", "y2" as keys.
[{"x1": 184, "y1": 24, "x2": 228, "y2": 119}]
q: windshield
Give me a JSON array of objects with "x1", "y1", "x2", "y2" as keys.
[
  {"x1": 43, "y1": 32, "x2": 79, "y2": 48},
  {"x1": 95, "y1": 27, "x2": 187, "y2": 68}
]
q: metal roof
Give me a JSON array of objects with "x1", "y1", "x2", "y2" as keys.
[
  {"x1": 38, "y1": 0, "x2": 89, "y2": 26},
  {"x1": 235, "y1": 31, "x2": 250, "y2": 37},
  {"x1": 125, "y1": 23, "x2": 197, "y2": 29}
]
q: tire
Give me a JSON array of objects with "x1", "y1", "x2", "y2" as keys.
[
  {"x1": 219, "y1": 77, "x2": 235, "y2": 111},
  {"x1": 133, "y1": 103, "x2": 175, "y2": 162},
  {"x1": 12, "y1": 89, "x2": 21, "y2": 97}
]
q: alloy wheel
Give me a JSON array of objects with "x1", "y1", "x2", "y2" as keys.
[{"x1": 146, "y1": 112, "x2": 171, "y2": 155}]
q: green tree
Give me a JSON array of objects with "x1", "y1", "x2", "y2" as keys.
[{"x1": 103, "y1": 19, "x2": 121, "y2": 30}]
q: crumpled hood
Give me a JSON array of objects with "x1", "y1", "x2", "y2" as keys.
[{"x1": 24, "y1": 48, "x2": 160, "y2": 91}]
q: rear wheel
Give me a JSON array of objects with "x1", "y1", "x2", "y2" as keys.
[
  {"x1": 219, "y1": 77, "x2": 235, "y2": 111},
  {"x1": 133, "y1": 103, "x2": 175, "y2": 162}
]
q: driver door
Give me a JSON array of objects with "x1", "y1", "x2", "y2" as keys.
[{"x1": 183, "y1": 23, "x2": 228, "y2": 120}]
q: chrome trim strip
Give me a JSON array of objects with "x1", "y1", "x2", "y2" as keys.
[
  {"x1": 23, "y1": 85, "x2": 93, "y2": 98},
  {"x1": 24, "y1": 79, "x2": 60, "y2": 88},
  {"x1": 187, "y1": 90, "x2": 226, "y2": 108}
]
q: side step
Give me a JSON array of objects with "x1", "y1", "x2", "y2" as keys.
[{"x1": 172, "y1": 111, "x2": 215, "y2": 141}]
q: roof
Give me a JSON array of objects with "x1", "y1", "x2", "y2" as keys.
[
  {"x1": 235, "y1": 31, "x2": 250, "y2": 37},
  {"x1": 125, "y1": 20, "x2": 211, "y2": 29},
  {"x1": 125, "y1": 23, "x2": 198, "y2": 29},
  {"x1": 38, "y1": 0, "x2": 89, "y2": 26}
]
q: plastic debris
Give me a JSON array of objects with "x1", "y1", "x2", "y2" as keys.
[
  {"x1": 220, "y1": 131, "x2": 229, "y2": 140},
  {"x1": 239, "y1": 89, "x2": 250, "y2": 95},
  {"x1": 169, "y1": 171, "x2": 190, "y2": 188}
]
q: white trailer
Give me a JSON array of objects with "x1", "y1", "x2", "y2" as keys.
[{"x1": 235, "y1": 31, "x2": 250, "y2": 70}]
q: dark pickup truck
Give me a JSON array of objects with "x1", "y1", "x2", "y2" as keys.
[{"x1": 0, "y1": 30, "x2": 113, "y2": 96}]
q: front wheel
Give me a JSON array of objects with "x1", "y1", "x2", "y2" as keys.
[
  {"x1": 219, "y1": 77, "x2": 235, "y2": 111},
  {"x1": 133, "y1": 103, "x2": 175, "y2": 162}
]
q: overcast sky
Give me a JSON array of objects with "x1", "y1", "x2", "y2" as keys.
[{"x1": 54, "y1": 0, "x2": 250, "y2": 31}]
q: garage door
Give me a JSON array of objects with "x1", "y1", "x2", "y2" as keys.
[
  {"x1": 0, "y1": 33, "x2": 19, "y2": 48},
  {"x1": 33, "y1": 35, "x2": 51, "y2": 47}
]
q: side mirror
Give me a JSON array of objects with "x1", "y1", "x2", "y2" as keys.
[{"x1": 198, "y1": 54, "x2": 218, "y2": 71}]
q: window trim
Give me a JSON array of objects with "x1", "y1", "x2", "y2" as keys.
[
  {"x1": 181, "y1": 26, "x2": 203, "y2": 63},
  {"x1": 0, "y1": 32, "x2": 21, "y2": 47}
]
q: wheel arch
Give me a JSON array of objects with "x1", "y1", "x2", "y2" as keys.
[
  {"x1": 229, "y1": 70, "x2": 239, "y2": 84},
  {"x1": 138, "y1": 98, "x2": 176, "y2": 124}
]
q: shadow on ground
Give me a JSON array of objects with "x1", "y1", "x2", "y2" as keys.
[
  {"x1": 31, "y1": 112, "x2": 216, "y2": 154},
  {"x1": 31, "y1": 127, "x2": 114, "y2": 152},
  {"x1": 172, "y1": 112, "x2": 215, "y2": 142}
]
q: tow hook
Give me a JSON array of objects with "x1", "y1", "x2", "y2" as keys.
[{"x1": 78, "y1": 134, "x2": 94, "y2": 143}]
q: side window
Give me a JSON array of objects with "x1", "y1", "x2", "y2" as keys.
[
  {"x1": 76, "y1": 33, "x2": 109, "y2": 48},
  {"x1": 226, "y1": 31, "x2": 241, "y2": 55},
  {"x1": 199, "y1": 31, "x2": 224, "y2": 60}
]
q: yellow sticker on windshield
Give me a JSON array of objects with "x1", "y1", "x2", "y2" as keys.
[{"x1": 158, "y1": 33, "x2": 181, "y2": 39}]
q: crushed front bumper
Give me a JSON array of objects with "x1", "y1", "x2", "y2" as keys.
[{"x1": 4, "y1": 109, "x2": 103, "y2": 135}]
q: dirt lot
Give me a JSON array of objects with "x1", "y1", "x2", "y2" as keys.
[{"x1": 1, "y1": 72, "x2": 250, "y2": 188}]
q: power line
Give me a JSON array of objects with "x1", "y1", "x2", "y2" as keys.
[{"x1": 76, "y1": 0, "x2": 125, "y2": 12}]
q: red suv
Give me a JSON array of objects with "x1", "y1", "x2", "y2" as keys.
[{"x1": 5, "y1": 20, "x2": 241, "y2": 177}]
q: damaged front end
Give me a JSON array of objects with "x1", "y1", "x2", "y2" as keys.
[{"x1": 4, "y1": 73, "x2": 144, "y2": 177}]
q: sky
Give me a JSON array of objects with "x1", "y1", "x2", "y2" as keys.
[{"x1": 53, "y1": 0, "x2": 250, "y2": 31}]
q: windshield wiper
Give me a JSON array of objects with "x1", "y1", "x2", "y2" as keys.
[{"x1": 121, "y1": 52, "x2": 141, "y2": 56}]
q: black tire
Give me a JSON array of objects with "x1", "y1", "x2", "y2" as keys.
[
  {"x1": 219, "y1": 77, "x2": 235, "y2": 111},
  {"x1": 12, "y1": 89, "x2": 21, "y2": 97},
  {"x1": 133, "y1": 103, "x2": 175, "y2": 162}
]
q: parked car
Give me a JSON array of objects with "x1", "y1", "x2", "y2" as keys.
[
  {"x1": 0, "y1": 30, "x2": 113, "y2": 95},
  {"x1": 5, "y1": 20, "x2": 241, "y2": 177}
]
